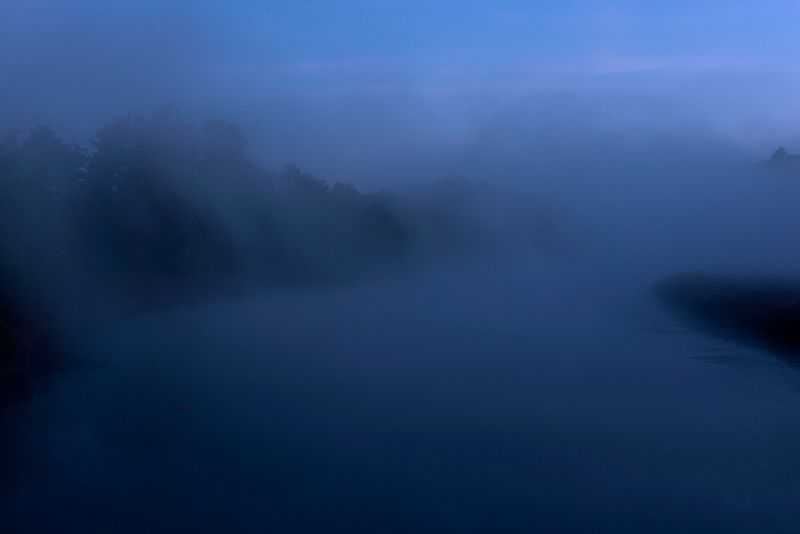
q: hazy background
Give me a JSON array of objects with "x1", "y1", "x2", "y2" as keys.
[
  {"x1": 6, "y1": 3, "x2": 800, "y2": 532},
  {"x1": 3, "y1": 0, "x2": 800, "y2": 186}
]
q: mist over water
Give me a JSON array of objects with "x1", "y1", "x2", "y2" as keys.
[
  {"x1": 5, "y1": 256, "x2": 800, "y2": 533},
  {"x1": 4, "y1": 1, "x2": 800, "y2": 532}
]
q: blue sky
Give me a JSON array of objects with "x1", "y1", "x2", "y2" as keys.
[
  {"x1": 2, "y1": 0, "x2": 800, "y2": 171},
  {"x1": 5, "y1": 0, "x2": 799, "y2": 93},
  {"x1": 211, "y1": 1, "x2": 800, "y2": 92}
]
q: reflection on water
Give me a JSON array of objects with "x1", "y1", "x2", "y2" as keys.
[{"x1": 3, "y1": 261, "x2": 800, "y2": 533}]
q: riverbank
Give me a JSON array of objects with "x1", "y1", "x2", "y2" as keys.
[
  {"x1": 655, "y1": 272, "x2": 800, "y2": 359},
  {"x1": 0, "y1": 288, "x2": 61, "y2": 405}
]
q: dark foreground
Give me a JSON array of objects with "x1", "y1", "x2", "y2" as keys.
[
  {"x1": 2, "y1": 262, "x2": 800, "y2": 533},
  {"x1": 0, "y1": 283, "x2": 63, "y2": 505},
  {"x1": 655, "y1": 272, "x2": 800, "y2": 360}
]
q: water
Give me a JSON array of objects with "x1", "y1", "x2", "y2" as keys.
[{"x1": 3, "y1": 260, "x2": 800, "y2": 533}]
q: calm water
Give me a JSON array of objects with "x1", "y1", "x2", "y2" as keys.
[{"x1": 3, "y1": 260, "x2": 800, "y2": 533}]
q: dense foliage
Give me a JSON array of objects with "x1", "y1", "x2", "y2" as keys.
[{"x1": 0, "y1": 106, "x2": 553, "y2": 307}]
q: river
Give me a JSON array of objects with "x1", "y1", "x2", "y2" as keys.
[{"x1": 2, "y1": 258, "x2": 800, "y2": 532}]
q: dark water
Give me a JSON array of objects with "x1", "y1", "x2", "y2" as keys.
[{"x1": 3, "y1": 260, "x2": 800, "y2": 533}]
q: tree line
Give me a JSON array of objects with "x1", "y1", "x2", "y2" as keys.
[{"x1": 0, "y1": 106, "x2": 553, "y2": 306}]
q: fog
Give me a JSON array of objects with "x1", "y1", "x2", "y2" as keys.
[{"x1": 3, "y1": 1, "x2": 800, "y2": 532}]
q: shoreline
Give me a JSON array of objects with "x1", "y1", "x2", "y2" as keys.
[
  {"x1": 654, "y1": 272, "x2": 800, "y2": 360},
  {"x1": 0, "y1": 286, "x2": 62, "y2": 405}
]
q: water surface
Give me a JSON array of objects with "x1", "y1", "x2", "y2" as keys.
[{"x1": 3, "y1": 261, "x2": 800, "y2": 533}]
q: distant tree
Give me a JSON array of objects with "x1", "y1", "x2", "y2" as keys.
[
  {"x1": 772, "y1": 147, "x2": 789, "y2": 160},
  {"x1": 331, "y1": 182, "x2": 359, "y2": 200},
  {"x1": 0, "y1": 131, "x2": 19, "y2": 179},
  {"x1": 87, "y1": 107, "x2": 194, "y2": 193},
  {"x1": 2, "y1": 106, "x2": 540, "y2": 304},
  {"x1": 199, "y1": 119, "x2": 247, "y2": 162},
  {"x1": 79, "y1": 110, "x2": 245, "y2": 290},
  {"x1": 765, "y1": 146, "x2": 800, "y2": 170},
  {"x1": 279, "y1": 165, "x2": 329, "y2": 196},
  {"x1": 17, "y1": 125, "x2": 86, "y2": 194},
  {"x1": 87, "y1": 116, "x2": 138, "y2": 192}
]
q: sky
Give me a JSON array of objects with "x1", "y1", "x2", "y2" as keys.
[{"x1": 2, "y1": 0, "x2": 800, "y2": 179}]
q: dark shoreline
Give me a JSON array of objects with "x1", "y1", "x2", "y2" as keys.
[
  {"x1": 0, "y1": 297, "x2": 60, "y2": 504},
  {"x1": 654, "y1": 272, "x2": 800, "y2": 360},
  {"x1": 1, "y1": 281, "x2": 62, "y2": 405}
]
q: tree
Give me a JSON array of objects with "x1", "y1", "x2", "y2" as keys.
[
  {"x1": 0, "y1": 131, "x2": 19, "y2": 179},
  {"x1": 17, "y1": 125, "x2": 86, "y2": 193},
  {"x1": 772, "y1": 147, "x2": 789, "y2": 160},
  {"x1": 279, "y1": 165, "x2": 329, "y2": 196},
  {"x1": 199, "y1": 119, "x2": 247, "y2": 162}
]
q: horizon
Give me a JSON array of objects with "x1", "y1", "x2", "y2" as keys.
[{"x1": 3, "y1": 1, "x2": 800, "y2": 180}]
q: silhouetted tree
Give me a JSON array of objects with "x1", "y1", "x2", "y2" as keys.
[
  {"x1": 0, "y1": 107, "x2": 553, "y2": 303},
  {"x1": 0, "y1": 131, "x2": 19, "y2": 177},
  {"x1": 17, "y1": 125, "x2": 87, "y2": 194},
  {"x1": 772, "y1": 147, "x2": 789, "y2": 160},
  {"x1": 765, "y1": 146, "x2": 800, "y2": 170},
  {"x1": 199, "y1": 119, "x2": 247, "y2": 162}
]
